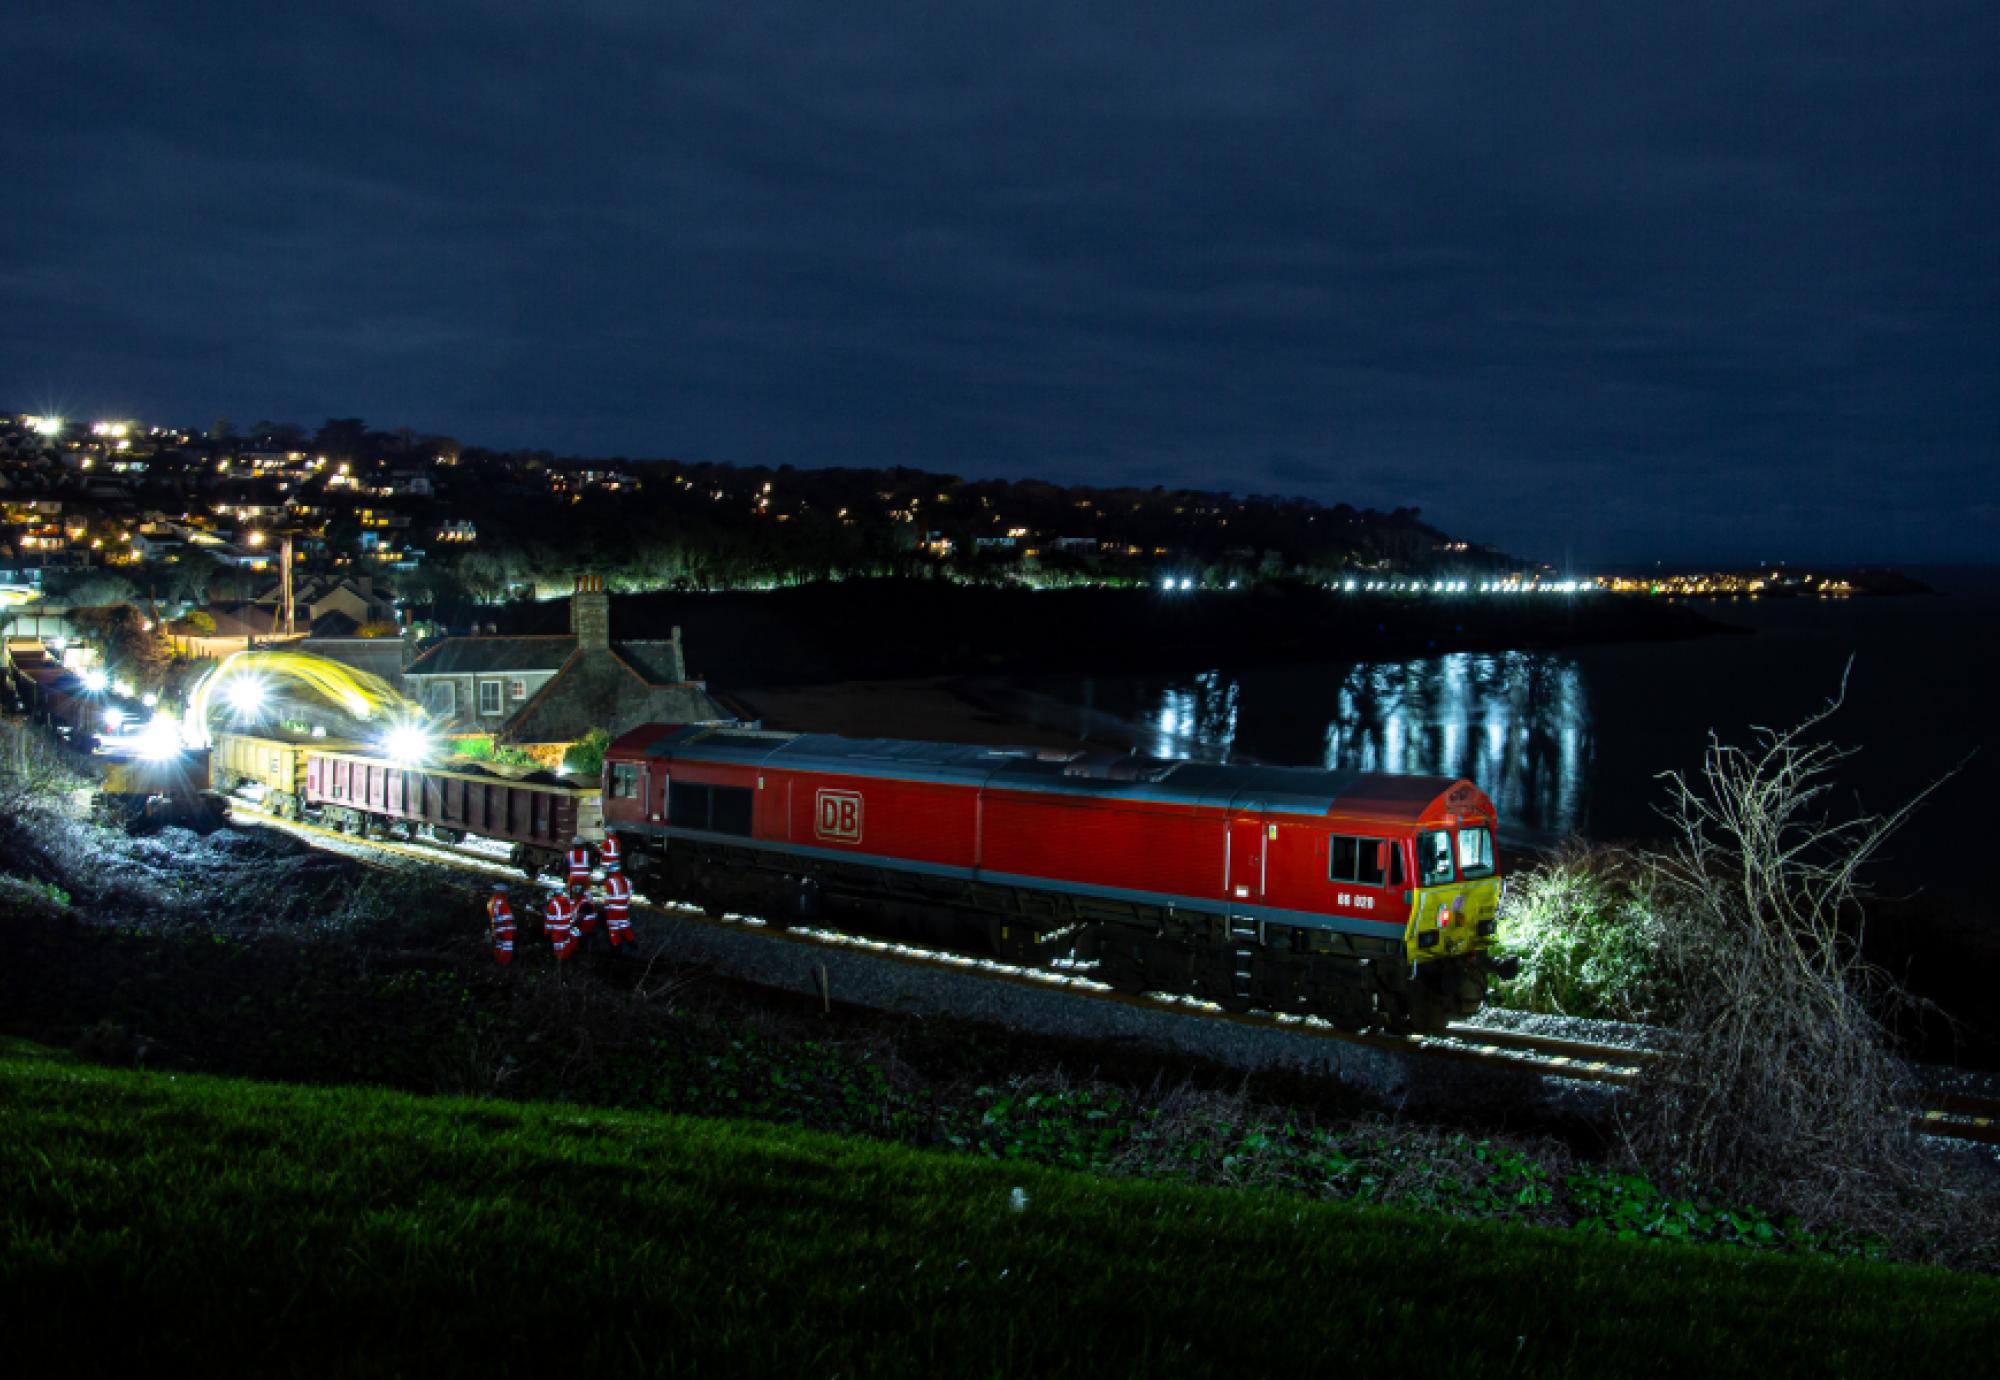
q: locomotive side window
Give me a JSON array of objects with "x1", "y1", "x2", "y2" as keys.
[
  {"x1": 666, "y1": 781, "x2": 755, "y2": 837},
  {"x1": 669, "y1": 780, "x2": 710, "y2": 826},
  {"x1": 710, "y1": 786, "x2": 753, "y2": 837},
  {"x1": 1418, "y1": 830, "x2": 1455, "y2": 885},
  {"x1": 1329, "y1": 835, "x2": 1403, "y2": 887},
  {"x1": 1457, "y1": 826, "x2": 1495, "y2": 879},
  {"x1": 609, "y1": 763, "x2": 639, "y2": 799}
]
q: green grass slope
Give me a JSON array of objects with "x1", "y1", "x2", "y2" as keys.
[{"x1": 2, "y1": 1039, "x2": 1993, "y2": 1377}]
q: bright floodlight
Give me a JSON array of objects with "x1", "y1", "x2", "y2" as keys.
[
  {"x1": 1179, "y1": 578, "x2": 1192, "y2": 591},
  {"x1": 136, "y1": 714, "x2": 183, "y2": 761},
  {"x1": 141, "y1": 691, "x2": 158, "y2": 708},
  {"x1": 226, "y1": 678, "x2": 265, "y2": 715},
  {"x1": 32, "y1": 415, "x2": 62, "y2": 437},
  {"x1": 382, "y1": 724, "x2": 433, "y2": 764},
  {"x1": 82, "y1": 668, "x2": 109, "y2": 693}
]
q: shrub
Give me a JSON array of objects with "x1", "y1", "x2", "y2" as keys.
[
  {"x1": 1492, "y1": 843, "x2": 1671, "y2": 1022},
  {"x1": 563, "y1": 727, "x2": 611, "y2": 778},
  {"x1": 1627, "y1": 676, "x2": 1948, "y2": 1226}
]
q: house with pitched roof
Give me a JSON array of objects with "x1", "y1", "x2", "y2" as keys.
[
  {"x1": 403, "y1": 576, "x2": 737, "y2": 763},
  {"x1": 166, "y1": 602, "x2": 309, "y2": 658}
]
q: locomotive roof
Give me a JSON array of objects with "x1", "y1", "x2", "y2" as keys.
[{"x1": 608, "y1": 724, "x2": 1490, "y2": 822}]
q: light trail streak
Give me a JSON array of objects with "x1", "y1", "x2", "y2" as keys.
[{"x1": 182, "y1": 649, "x2": 427, "y2": 746}]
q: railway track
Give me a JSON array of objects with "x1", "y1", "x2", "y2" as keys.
[{"x1": 222, "y1": 796, "x2": 2000, "y2": 1146}]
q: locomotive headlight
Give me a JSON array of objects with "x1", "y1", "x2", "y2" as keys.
[{"x1": 136, "y1": 714, "x2": 185, "y2": 761}]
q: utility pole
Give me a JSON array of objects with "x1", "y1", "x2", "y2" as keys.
[{"x1": 281, "y1": 533, "x2": 295, "y2": 637}]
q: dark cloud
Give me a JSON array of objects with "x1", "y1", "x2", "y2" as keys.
[{"x1": 3, "y1": 1, "x2": 1994, "y2": 563}]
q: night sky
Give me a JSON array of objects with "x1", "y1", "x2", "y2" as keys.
[{"x1": 6, "y1": 2, "x2": 1995, "y2": 565}]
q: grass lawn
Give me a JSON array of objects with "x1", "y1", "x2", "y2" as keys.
[{"x1": 2, "y1": 1038, "x2": 1994, "y2": 1377}]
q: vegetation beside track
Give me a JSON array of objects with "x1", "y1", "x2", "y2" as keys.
[
  {"x1": 3, "y1": 775, "x2": 1995, "y2": 1276},
  {"x1": 1492, "y1": 842, "x2": 1671, "y2": 1023},
  {"x1": 0, "y1": 855, "x2": 1969, "y2": 1269},
  {"x1": 5, "y1": 1039, "x2": 1997, "y2": 1378}
]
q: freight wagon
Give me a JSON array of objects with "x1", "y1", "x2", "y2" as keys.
[
  {"x1": 603, "y1": 724, "x2": 1511, "y2": 1033},
  {"x1": 306, "y1": 751, "x2": 603, "y2": 873},
  {"x1": 207, "y1": 731, "x2": 603, "y2": 875},
  {"x1": 210, "y1": 729, "x2": 361, "y2": 819}
]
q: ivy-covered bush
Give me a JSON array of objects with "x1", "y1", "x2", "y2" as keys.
[
  {"x1": 1491, "y1": 842, "x2": 1673, "y2": 1021},
  {"x1": 563, "y1": 727, "x2": 611, "y2": 778}
]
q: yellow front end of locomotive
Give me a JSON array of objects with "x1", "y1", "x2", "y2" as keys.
[{"x1": 1404, "y1": 877, "x2": 1501, "y2": 963}]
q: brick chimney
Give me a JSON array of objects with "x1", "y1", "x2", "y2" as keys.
[{"x1": 570, "y1": 574, "x2": 610, "y2": 651}]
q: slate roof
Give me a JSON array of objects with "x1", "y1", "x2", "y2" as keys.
[
  {"x1": 611, "y1": 639, "x2": 685, "y2": 685},
  {"x1": 298, "y1": 636, "x2": 409, "y2": 684},
  {"x1": 405, "y1": 636, "x2": 577, "y2": 677},
  {"x1": 173, "y1": 602, "x2": 282, "y2": 640},
  {"x1": 499, "y1": 648, "x2": 733, "y2": 745}
]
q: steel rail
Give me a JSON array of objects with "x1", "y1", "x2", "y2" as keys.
[
  {"x1": 223, "y1": 798, "x2": 1608, "y2": 1074},
  {"x1": 222, "y1": 798, "x2": 2000, "y2": 1141}
]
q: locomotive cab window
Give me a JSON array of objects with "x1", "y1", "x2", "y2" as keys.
[
  {"x1": 1418, "y1": 830, "x2": 1455, "y2": 886},
  {"x1": 1329, "y1": 835, "x2": 1403, "y2": 887},
  {"x1": 609, "y1": 763, "x2": 639, "y2": 799},
  {"x1": 1457, "y1": 826, "x2": 1495, "y2": 879}
]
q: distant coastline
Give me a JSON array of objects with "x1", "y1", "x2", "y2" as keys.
[
  {"x1": 499, "y1": 579, "x2": 1734, "y2": 688},
  {"x1": 1597, "y1": 567, "x2": 1933, "y2": 600}
]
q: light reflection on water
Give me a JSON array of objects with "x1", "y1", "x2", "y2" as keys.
[
  {"x1": 1315, "y1": 652, "x2": 1592, "y2": 840},
  {"x1": 1139, "y1": 653, "x2": 1594, "y2": 841},
  {"x1": 1151, "y1": 670, "x2": 1241, "y2": 762}
]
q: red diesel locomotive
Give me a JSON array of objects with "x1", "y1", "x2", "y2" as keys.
[{"x1": 604, "y1": 724, "x2": 1511, "y2": 1032}]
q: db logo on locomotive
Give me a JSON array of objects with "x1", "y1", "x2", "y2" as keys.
[{"x1": 815, "y1": 789, "x2": 864, "y2": 843}]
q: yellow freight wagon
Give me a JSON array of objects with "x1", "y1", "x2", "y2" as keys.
[{"x1": 209, "y1": 730, "x2": 361, "y2": 819}]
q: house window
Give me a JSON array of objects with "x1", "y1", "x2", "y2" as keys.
[
  {"x1": 427, "y1": 681, "x2": 455, "y2": 717},
  {"x1": 509, "y1": 678, "x2": 528, "y2": 701},
  {"x1": 479, "y1": 680, "x2": 503, "y2": 715}
]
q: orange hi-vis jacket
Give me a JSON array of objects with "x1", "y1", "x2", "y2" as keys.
[
  {"x1": 544, "y1": 892, "x2": 580, "y2": 959},
  {"x1": 487, "y1": 893, "x2": 516, "y2": 966},
  {"x1": 565, "y1": 844, "x2": 593, "y2": 886},
  {"x1": 600, "y1": 832, "x2": 623, "y2": 873},
  {"x1": 603, "y1": 871, "x2": 634, "y2": 947}
]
